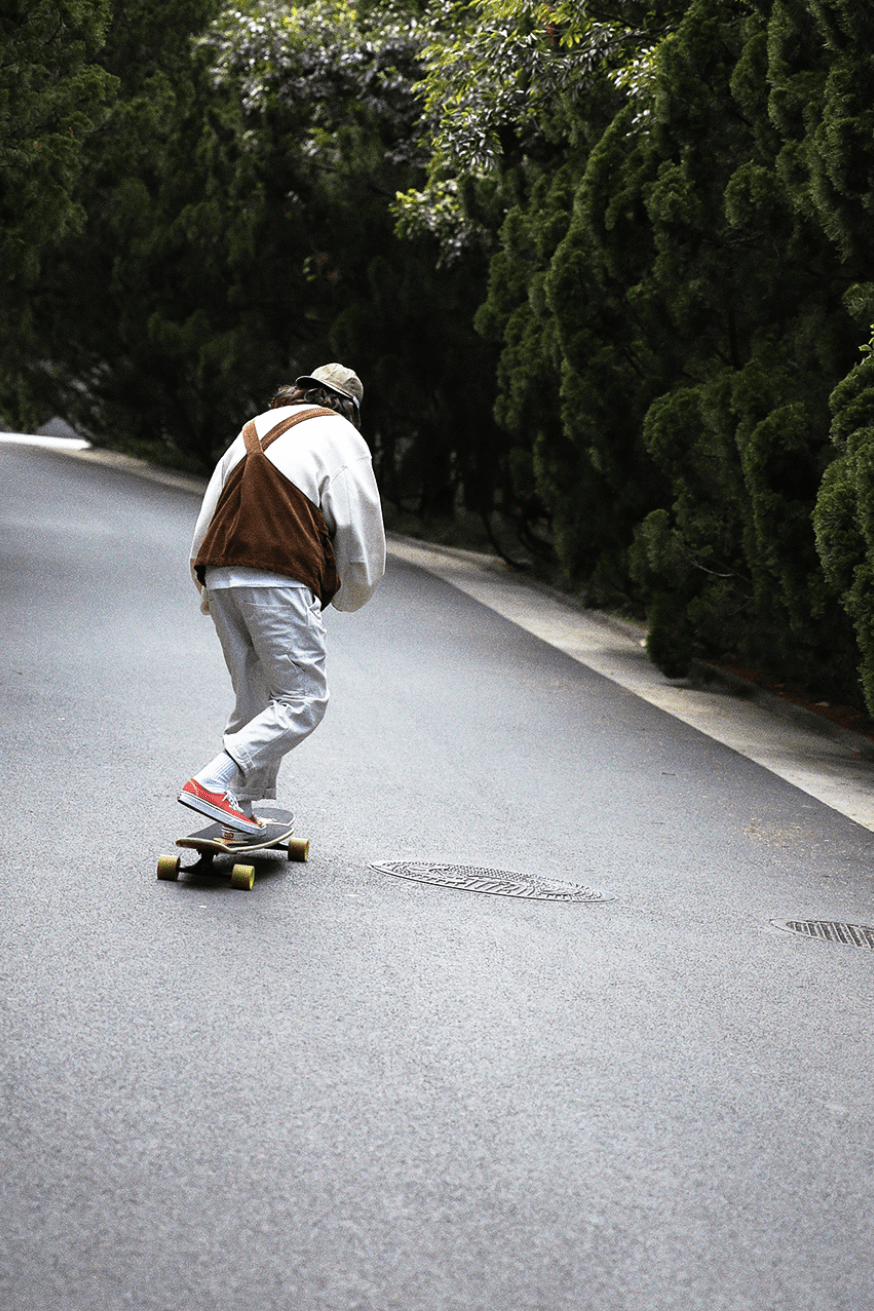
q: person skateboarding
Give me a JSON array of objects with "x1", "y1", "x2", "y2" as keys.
[{"x1": 178, "y1": 363, "x2": 385, "y2": 835}]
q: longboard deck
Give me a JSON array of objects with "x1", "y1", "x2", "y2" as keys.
[
  {"x1": 178, "y1": 814, "x2": 295, "y2": 856},
  {"x1": 177, "y1": 805, "x2": 294, "y2": 852}
]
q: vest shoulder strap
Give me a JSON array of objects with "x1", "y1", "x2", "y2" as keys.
[{"x1": 242, "y1": 407, "x2": 336, "y2": 457}]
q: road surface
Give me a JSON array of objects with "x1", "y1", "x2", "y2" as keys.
[{"x1": 2, "y1": 439, "x2": 874, "y2": 1311}]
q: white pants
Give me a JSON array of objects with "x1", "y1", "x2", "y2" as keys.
[{"x1": 207, "y1": 583, "x2": 329, "y2": 801}]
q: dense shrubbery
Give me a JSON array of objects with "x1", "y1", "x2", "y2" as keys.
[
  {"x1": 4, "y1": 0, "x2": 874, "y2": 709},
  {"x1": 462, "y1": 0, "x2": 874, "y2": 708}
]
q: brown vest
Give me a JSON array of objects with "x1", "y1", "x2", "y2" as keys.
[{"x1": 194, "y1": 409, "x2": 341, "y2": 606}]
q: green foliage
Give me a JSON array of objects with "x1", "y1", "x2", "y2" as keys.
[
  {"x1": 645, "y1": 588, "x2": 694, "y2": 679},
  {"x1": 521, "y1": 0, "x2": 865, "y2": 700},
  {"x1": 449, "y1": 0, "x2": 872, "y2": 701},
  {"x1": 24, "y1": 3, "x2": 417, "y2": 461},
  {"x1": 474, "y1": 160, "x2": 580, "y2": 568},
  {"x1": 415, "y1": 0, "x2": 682, "y2": 174},
  {"x1": 15, "y1": 0, "x2": 504, "y2": 531},
  {"x1": 395, "y1": 0, "x2": 685, "y2": 252},
  {"x1": 0, "y1": 1, "x2": 114, "y2": 269},
  {"x1": 19, "y1": 0, "x2": 233, "y2": 454},
  {"x1": 0, "y1": 0, "x2": 115, "y2": 423},
  {"x1": 814, "y1": 356, "x2": 874, "y2": 712},
  {"x1": 191, "y1": 0, "x2": 504, "y2": 503},
  {"x1": 544, "y1": 89, "x2": 678, "y2": 598}
]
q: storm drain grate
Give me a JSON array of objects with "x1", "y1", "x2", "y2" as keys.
[
  {"x1": 370, "y1": 861, "x2": 611, "y2": 903},
  {"x1": 772, "y1": 919, "x2": 874, "y2": 948}
]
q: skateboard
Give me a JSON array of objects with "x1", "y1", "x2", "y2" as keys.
[{"x1": 156, "y1": 807, "x2": 309, "y2": 890}]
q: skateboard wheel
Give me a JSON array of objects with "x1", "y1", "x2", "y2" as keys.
[
  {"x1": 231, "y1": 863, "x2": 256, "y2": 890},
  {"x1": 156, "y1": 855, "x2": 181, "y2": 882},
  {"x1": 287, "y1": 837, "x2": 310, "y2": 863}
]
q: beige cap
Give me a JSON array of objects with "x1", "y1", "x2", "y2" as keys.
[{"x1": 296, "y1": 363, "x2": 363, "y2": 407}]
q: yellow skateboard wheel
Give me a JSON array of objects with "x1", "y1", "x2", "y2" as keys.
[
  {"x1": 231, "y1": 863, "x2": 256, "y2": 890},
  {"x1": 287, "y1": 837, "x2": 310, "y2": 863},
  {"x1": 156, "y1": 855, "x2": 181, "y2": 881}
]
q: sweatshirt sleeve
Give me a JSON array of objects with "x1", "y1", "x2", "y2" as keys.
[{"x1": 322, "y1": 453, "x2": 386, "y2": 612}]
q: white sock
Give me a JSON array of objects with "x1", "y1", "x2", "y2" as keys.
[{"x1": 194, "y1": 752, "x2": 242, "y2": 794}]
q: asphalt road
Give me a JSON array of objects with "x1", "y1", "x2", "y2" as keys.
[{"x1": 2, "y1": 440, "x2": 874, "y2": 1311}]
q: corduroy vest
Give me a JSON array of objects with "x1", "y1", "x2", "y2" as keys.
[{"x1": 194, "y1": 409, "x2": 341, "y2": 606}]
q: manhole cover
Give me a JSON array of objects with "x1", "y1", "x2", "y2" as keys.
[
  {"x1": 370, "y1": 861, "x2": 611, "y2": 903},
  {"x1": 772, "y1": 919, "x2": 874, "y2": 948}
]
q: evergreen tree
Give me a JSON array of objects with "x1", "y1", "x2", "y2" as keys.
[
  {"x1": 541, "y1": 0, "x2": 862, "y2": 695},
  {"x1": 806, "y1": 0, "x2": 874, "y2": 709},
  {"x1": 0, "y1": 0, "x2": 114, "y2": 426},
  {"x1": 24, "y1": 0, "x2": 503, "y2": 510},
  {"x1": 624, "y1": 0, "x2": 851, "y2": 685},
  {"x1": 813, "y1": 344, "x2": 874, "y2": 711},
  {"x1": 19, "y1": 0, "x2": 231, "y2": 460},
  {"x1": 448, "y1": 1, "x2": 685, "y2": 578},
  {"x1": 474, "y1": 160, "x2": 579, "y2": 566}
]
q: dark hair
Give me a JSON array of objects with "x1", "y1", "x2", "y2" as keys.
[{"x1": 269, "y1": 384, "x2": 360, "y2": 429}]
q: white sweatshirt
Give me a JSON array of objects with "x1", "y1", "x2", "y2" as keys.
[{"x1": 190, "y1": 404, "x2": 385, "y2": 612}]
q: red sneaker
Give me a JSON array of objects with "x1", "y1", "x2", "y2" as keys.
[{"x1": 178, "y1": 778, "x2": 265, "y2": 837}]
